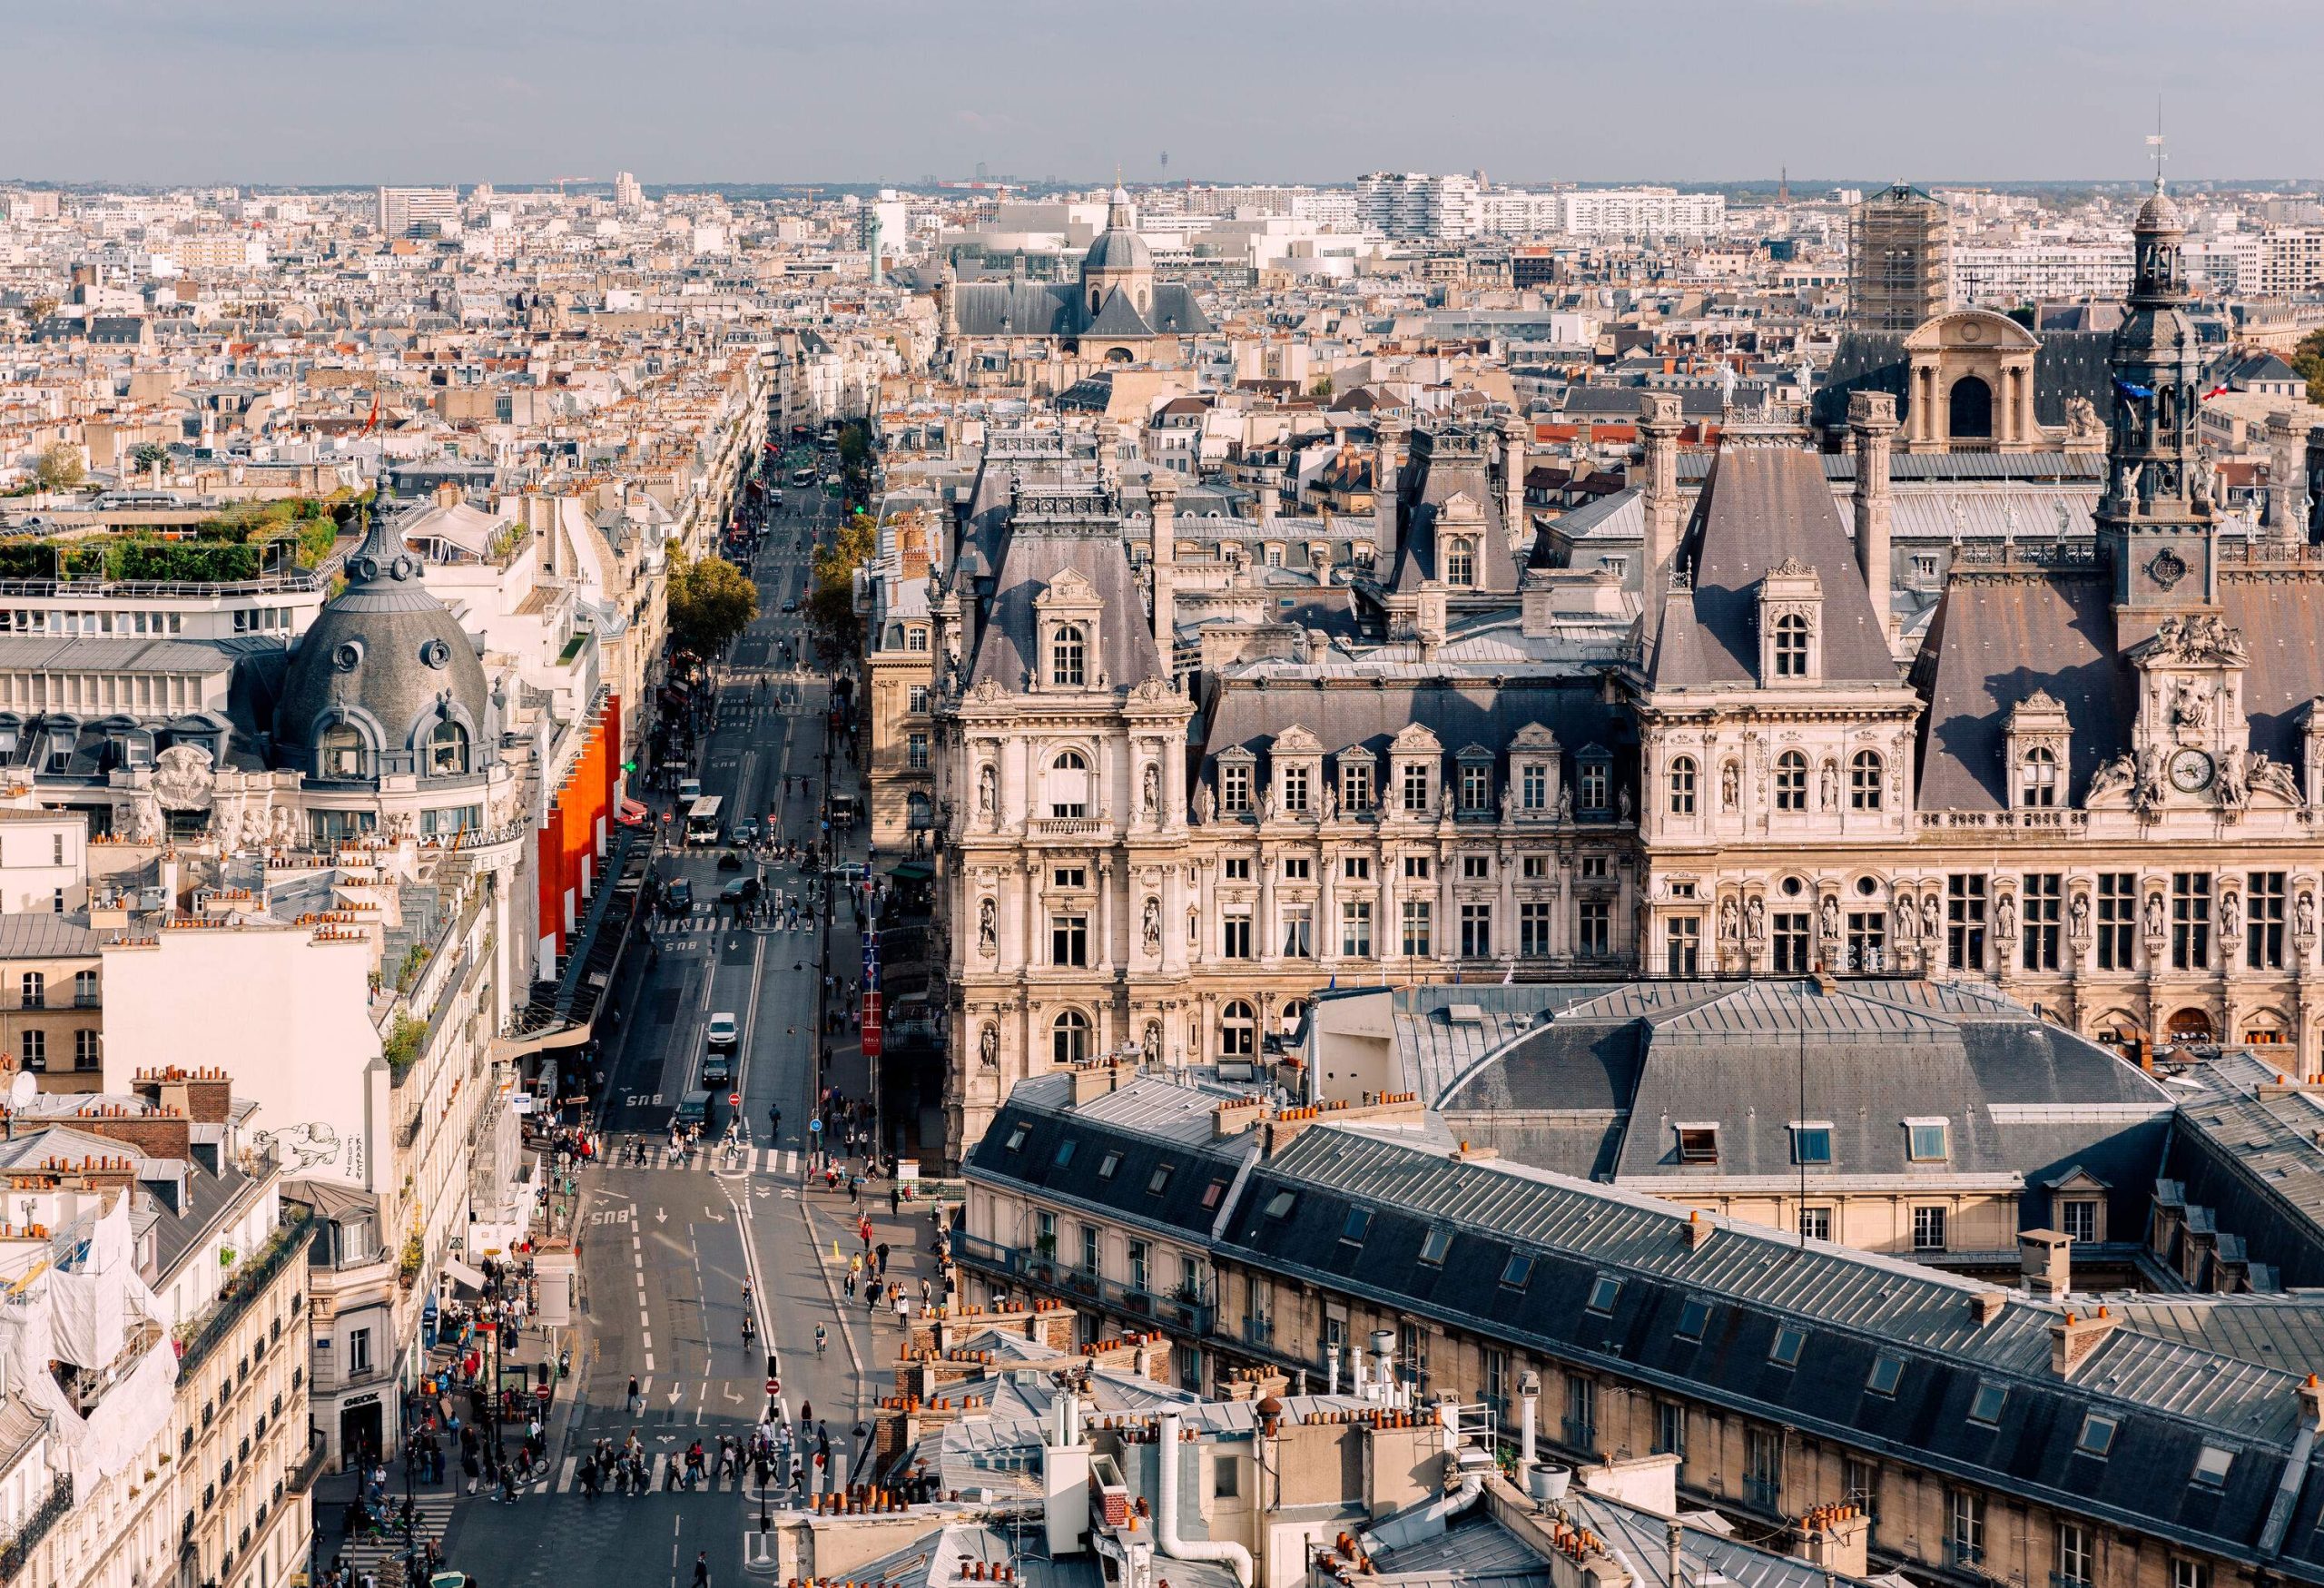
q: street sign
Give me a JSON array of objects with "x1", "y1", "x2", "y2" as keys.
[
  {"x1": 861, "y1": 991, "x2": 883, "y2": 1060},
  {"x1": 729, "y1": 1092, "x2": 741, "y2": 1107}
]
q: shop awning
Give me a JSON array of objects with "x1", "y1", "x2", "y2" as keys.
[{"x1": 442, "y1": 1256, "x2": 489, "y2": 1295}]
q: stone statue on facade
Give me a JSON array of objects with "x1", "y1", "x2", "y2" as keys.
[
  {"x1": 2144, "y1": 890, "x2": 2167, "y2": 939},
  {"x1": 1819, "y1": 760, "x2": 1838, "y2": 812},
  {"x1": 979, "y1": 1024, "x2": 999, "y2": 1070},
  {"x1": 1193, "y1": 781, "x2": 1215, "y2": 825},
  {"x1": 977, "y1": 764, "x2": 998, "y2": 822},
  {"x1": 1894, "y1": 894, "x2": 1918, "y2": 942},
  {"x1": 977, "y1": 897, "x2": 997, "y2": 956},
  {"x1": 2086, "y1": 755, "x2": 2135, "y2": 804},
  {"x1": 1141, "y1": 896, "x2": 1161, "y2": 954},
  {"x1": 1141, "y1": 763, "x2": 1160, "y2": 822},
  {"x1": 1995, "y1": 891, "x2": 2017, "y2": 941},
  {"x1": 2220, "y1": 745, "x2": 2250, "y2": 811},
  {"x1": 1720, "y1": 761, "x2": 1740, "y2": 810},
  {"x1": 1718, "y1": 895, "x2": 1739, "y2": 942},
  {"x1": 1922, "y1": 893, "x2": 1942, "y2": 942},
  {"x1": 2171, "y1": 677, "x2": 2210, "y2": 733},
  {"x1": 2300, "y1": 890, "x2": 2319, "y2": 941},
  {"x1": 1744, "y1": 894, "x2": 1766, "y2": 943},
  {"x1": 2069, "y1": 892, "x2": 2091, "y2": 942},
  {"x1": 1819, "y1": 895, "x2": 1839, "y2": 943},
  {"x1": 1616, "y1": 784, "x2": 1633, "y2": 824},
  {"x1": 269, "y1": 804, "x2": 297, "y2": 851},
  {"x1": 2251, "y1": 753, "x2": 2302, "y2": 804},
  {"x1": 1321, "y1": 783, "x2": 1337, "y2": 822},
  {"x1": 2221, "y1": 889, "x2": 2243, "y2": 942},
  {"x1": 1555, "y1": 785, "x2": 1572, "y2": 822}
]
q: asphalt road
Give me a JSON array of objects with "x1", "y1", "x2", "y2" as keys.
[{"x1": 441, "y1": 476, "x2": 909, "y2": 1588}]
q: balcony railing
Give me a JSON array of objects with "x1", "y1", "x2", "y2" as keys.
[
  {"x1": 174, "y1": 1207, "x2": 314, "y2": 1377},
  {"x1": 0, "y1": 1475, "x2": 72, "y2": 1583},
  {"x1": 285, "y1": 1429, "x2": 328, "y2": 1495},
  {"x1": 953, "y1": 1232, "x2": 1213, "y2": 1336},
  {"x1": 1745, "y1": 1475, "x2": 1782, "y2": 1512}
]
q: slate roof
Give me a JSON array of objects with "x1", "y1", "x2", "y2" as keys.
[
  {"x1": 950, "y1": 281, "x2": 1077, "y2": 339},
  {"x1": 1813, "y1": 330, "x2": 2115, "y2": 432},
  {"x1": 1915, "y1": 566, "x2": 2324, "y2": 810},
  {"x1": 1391, "y1": 430, "x2": 1521, "y2": 596},
  {"x1": 1210, "y1": 1126, "x2": 2324, "y2": 1576},
  {"x1": 1652, "y1": 448, "x2": 1901, "y2": 689},
  {"x1": 963, "y1": 523, "x2": 1167, "y2": 693},
  {"x1": 1196, "y1": 674, "x2": 1627, "y2": 785},
  {"x1": 1085, "y1": 288, "x2": 1155, "y2": 339}
]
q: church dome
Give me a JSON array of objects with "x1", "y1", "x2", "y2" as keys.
[
  {"x1": 1083, "y1": 227, "x2": 1154, "y2": 272},
  {"x1": 1083, "y1": 183, "x2": 1153, "y2": 274},
  {"x1": 274, "y1": 505, "x2": 492, "y2": 784}
]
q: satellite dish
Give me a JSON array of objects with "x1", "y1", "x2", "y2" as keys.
[{"x1": 8, "y1": 1072, "x2": 36, "y2": 1110}]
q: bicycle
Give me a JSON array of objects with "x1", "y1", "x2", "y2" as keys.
[{"x1": 813, "y1": 1326, "x2": 828, "y2": 1359}]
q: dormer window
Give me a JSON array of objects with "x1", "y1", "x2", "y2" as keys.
[
  {"x1": 2021, "y1": 746, "x2": 2057, "y2": 807},
  {"x1": 1340, "y1": 753, "x2": 1374, "y2": 813},
  {"x1": 1050, "y1": 625, "x2": 1086, "y2": 687},
  {"x1": 1773, "y1": 613, "x2": 1810, "y2": 676},
  {"x1": 1758, "y1": 557, "x2": 1823, "y2": 684},
  {"x1": 1444, "y1": 537, "x2": 1475, "y2": 587},
  {"x1": 1221, "y1": 760, "x2": 1252, "y2": 814},
  {"x1": 2005, "y1": 691, "x2": 2072, "y2": 812},
  {"x1": 1281, "y1": 762, "x2": 1309, "y2": 813}
]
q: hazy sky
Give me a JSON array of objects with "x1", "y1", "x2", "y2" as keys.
[{"x1": 7, "y1": 0, "x2": 2320, "y2": 188}]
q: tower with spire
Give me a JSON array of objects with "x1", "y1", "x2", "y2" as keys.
[{"x1": 2095, "y1": 169, "x2": 2219, "y2": 644}]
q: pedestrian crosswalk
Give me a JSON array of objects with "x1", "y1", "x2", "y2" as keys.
[
  {"x1": 618, "y1": 1144, "x2": 810, "y2": 1176},
  {"x1": 339, "y1": 1491, "x2": 458, "y2": 1576},
  {"x1": 531, "y1": 1453, "x2": 815, "y2": 1496}
]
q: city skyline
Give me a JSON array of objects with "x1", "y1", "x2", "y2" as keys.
[{"x1": 7, "y1": 0, "x2": 2323, "y2": 187}]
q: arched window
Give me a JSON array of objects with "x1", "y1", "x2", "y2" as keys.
[
  {"x1": 1849, "y1": 750, "x2": 1885, "y2": 811},
  {"x1": 1443, "y1": 537, "x2": 1475, "y2": 587},
  {"x1": 2021, "y1": 745, "x2": 2057, "y2": 808},
  {"x1": 1948, "y1": 375, "x2": 1994, "y2": 439},
  {"x1": 1775, "y1": 750, "x2": 1807, "y2": 812},
  {"x1": 1772, "y1": 614, "x2": 1810, "y2": 677},
  {"x1": 1668, "y1": 755, "x2": 1698, "y2": 815},
  {"x1": 428, "y1": 719, "x2": 469, "y2": 776},
  {"x1": 320, "y1": 724, "x2": 367, "y2": 779},
  {"x1": 1051, "y1": 1010, "x2": 1091, "y2": 1066},
  {"x1": 1047, "y1": 750, "x2": 1090, "y2": 819},
  {"x1": 1220, "y1": 1000, "x2": 1256, "y2": 1060},
  {"x1": 1051, "y1": 625, "x2": 1086, "y2": 687}
]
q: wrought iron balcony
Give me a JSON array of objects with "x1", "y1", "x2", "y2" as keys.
[{"x1": 952, "y1": 1232, "x2": 1212, "y2": 1336}]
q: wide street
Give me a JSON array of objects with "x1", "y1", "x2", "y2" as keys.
[{"x1": 436, "y1": 464, "x2": 928, "y2": 1588}]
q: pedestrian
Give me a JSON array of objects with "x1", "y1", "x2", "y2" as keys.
[{"x1": 694, "y1": 1552, "x2": 712, "y2": 1588}]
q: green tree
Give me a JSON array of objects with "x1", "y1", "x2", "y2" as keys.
[
  {"x1": 132, "y1": 441, "x2": 171, "y2": 479},
  {"x1": 665, "y1": 551, "x2": 759, "y2": 658},
  {"x1": 2293, "y1": 328, "x2": 2324, "y2": 407},
  {"x1": 805, "y1": 510, "x2": 878, "y2": 666},
  {"x1": 32, "y1": 443, "x2": 84, "y2": 493}
]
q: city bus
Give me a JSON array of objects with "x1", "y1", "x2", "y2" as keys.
[{"x1": 684, "y1": 795, "x2": 724, "y2": 845}]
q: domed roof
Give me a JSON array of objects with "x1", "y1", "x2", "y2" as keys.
[
  {"x1": 274, "y1": 503, "x2": 493, "y2": 782},
  {"x1": 2135, "y1": 183, "x2": 2183, "y2": 235},
  {"x1": 1084, "y1": 225, "x2": 1153, "y2": 274},
  {"x1": 1084, "y1": 184, "x2": 1152, "y2": 274}
]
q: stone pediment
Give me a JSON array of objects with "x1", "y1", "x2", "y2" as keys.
[
  {"x1": 1271, "y1": 724, "x2": 1321, "y2": 755},
  {"x1": 1390, "y1": 723, "x2": 1443, "y2": 755},
  {"x1": 1036, "y1": 567, "x2": 1099, "y2": 610},
  {"x1": 1511, "y1": 721, "x2": 1561, "y2": 752}
]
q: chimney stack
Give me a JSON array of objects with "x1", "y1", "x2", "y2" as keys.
[
  {"x1": 1849, "y1": 391, "x2": 1898, "y2": 646},
  {"x1": 1374, "y1": 419, "x2": 1406, "y2": 565},
  {"x1": 2019, "y1": 1228, "x2": 2071, "y2": 1297},
  {"x1": 1502, "y1": 414, "x2": 1531, "y2": 556},
  {"x1": 1149, "y1": 473, "x2": 1177, "y2": 672},
  {"x1": 1638, "y1": 394, "x2": 1685, "y2": 628},
  {"x1": 2049, "y1": 1306, "x2": 2118, "y2": 1378}
]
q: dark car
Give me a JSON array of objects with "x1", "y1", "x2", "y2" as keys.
[
  {"x1": 721, "y1": 876, "x2": 762, "y2": 906},
  {"x1": 660, "y1": 876, "x2": 694, "y2": 915},
  {"x1": 734, "y1": 816, "x2": 760, "y2": 843}
]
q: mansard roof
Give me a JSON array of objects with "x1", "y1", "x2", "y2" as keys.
[
  {"x1": 1915, "y1": 564, "x2": 2324, "y2": 811},
  {"x1": 1654, "y1": 447, "x2": 1901, "y2": 689},
  {"x1": 1198, "y1": 672, "x2": 1625, "y2": 782}
]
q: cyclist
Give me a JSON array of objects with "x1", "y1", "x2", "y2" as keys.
[
  {"x1": 742, "y1": 1312, "x2": 756, "y2": 1343},
  {"x1": 813, "y1": 1324, "x2": 828, "y2": 1358}
]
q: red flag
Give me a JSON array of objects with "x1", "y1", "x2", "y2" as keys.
[{"x1": 363, "y1": 390, "x2": 381, "y2": 434}]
